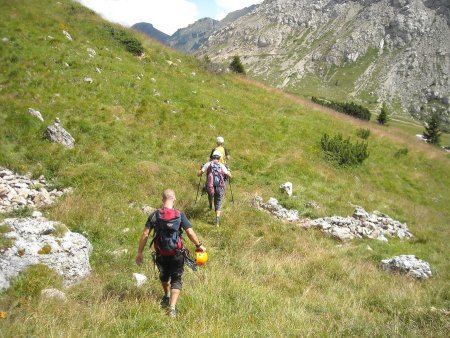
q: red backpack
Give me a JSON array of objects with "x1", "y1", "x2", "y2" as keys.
[{"x1": 206, "y1": 160, "x2": 225, "y2": 195}]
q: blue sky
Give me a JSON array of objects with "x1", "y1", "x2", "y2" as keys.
[{"x1": 75, "y1": 0, "x2": 263, "y2": 35}]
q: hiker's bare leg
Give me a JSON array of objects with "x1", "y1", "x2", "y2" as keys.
[
  {"x1": 170, "y1": 288, "x2": 180, "y2": 306},
  {"x1": 162, "y1": 281, "x2": 170, "y2": 296}
]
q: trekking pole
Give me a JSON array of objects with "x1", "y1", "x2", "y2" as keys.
[
  {"x1": 194, "y1": 175, "x2": 202, "y2": 206},
  {"x1": 229, "y1": 177, "x2": 234, "y2": 205}
]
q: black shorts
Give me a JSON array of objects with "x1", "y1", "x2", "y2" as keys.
[{"x1": 155, "y1": 251, "x2": 184, "y2": 290}]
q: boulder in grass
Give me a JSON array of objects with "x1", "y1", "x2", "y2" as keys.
[
  {"x1": 28, "y1": 108, "x2": 44, "y2": 122},
  {"x1": 0, "y1": 217, "x2": 92, "y2": 290},
  {"x1": 279, "y1": 182, "x2": 293, "y2": 196},
  {"x1": 380, "y1": 255, "x2": 432, "y2": 279},
  {"x1": 62, "y1": 30, "x2": 72, "y2": 41},
  {"x1": 43, "y1": 118, "x2": 75, "y2": 149},
  {"x1": 133, "y1": 273, "x2": 147, "y2": 287}
]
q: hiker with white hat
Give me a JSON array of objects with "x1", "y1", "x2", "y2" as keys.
[
  {"x1": 197, "y1": 151, "x2": 231, "y2": 226},
  {"x1": 209, "y1": 136, "x2": 230, "y2": 165}
]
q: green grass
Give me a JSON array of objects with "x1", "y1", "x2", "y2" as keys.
[{"x1": 0, "y1": 0, "x2": 449, "y2": 336}]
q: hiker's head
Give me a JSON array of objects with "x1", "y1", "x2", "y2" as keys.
[
  {"x1": 216, "y1": 136, "x2": 224, "y2": 145},
  {"x1": 211, "y1": 150, "x2": 221, "y2": 160},
  {"x1": 162, "y1": 189, "x2": 176, "y2": 202}
]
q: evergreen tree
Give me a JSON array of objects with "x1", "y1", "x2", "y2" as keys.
[
  {"x1": 423, "y1": 112, "x2": 442, "y2": 145},
  {"x1": 229, "y1": 55, "x2": 245, "y2": 74},
  {"x1": 377, "y1": 103, "x2": 389, "y2": 125}
]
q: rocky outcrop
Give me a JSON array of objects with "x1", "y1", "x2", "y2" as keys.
[
  {"x1": 197, "y1": 0, "x2": 450, "y2": 124},
  {"x1": 380, "y1": 255, "x2": 432, "y2": 279},
  {"x1": 0, "y1": 167, "x2": 72, "y2": 213},
  {"x1": 251, "y1": 196, "x2": 300, "y2": 222},
  {"x1": 0, "y1": 215, "x2": 92, "y2": 290},
  {"x1": 251, "y1": 196, "x2": 412, "y2": 242},
  {"x1": 134, "y1": 5, "x2": 256, "y2": 55},
  {"x1": 43, "y1": 118, "x2": 75, "y2": 148},
  {"x1": 310, "y1": 206, "x2": 413, "y2": 241}
]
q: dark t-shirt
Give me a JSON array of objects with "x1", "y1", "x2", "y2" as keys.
[{"x1": 145, "y1": 208, "x2": 192, "y2": 232}]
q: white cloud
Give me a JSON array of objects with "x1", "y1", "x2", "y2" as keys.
[
  {"x1": 214, "y1": 0, "x2": 263, "y2": 20},
  {"x1": 75, "y1": 0, "x2": 198, "y2": 35}
]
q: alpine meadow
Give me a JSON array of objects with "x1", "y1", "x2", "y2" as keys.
[{"x1": 0, "y1": 0, "x2": 449, "y2": 337}]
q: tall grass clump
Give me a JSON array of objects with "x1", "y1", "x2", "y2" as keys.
[
  {"x1": 320, "y1": 133, "x2": 369, "y2": 166},
  {"x1": 356, "y1": 128, "x2": 371, "y2": 139}
]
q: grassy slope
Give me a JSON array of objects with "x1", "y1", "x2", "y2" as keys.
[{"x1": 0, "y1": 0, "x2": 449, "y2": 336}]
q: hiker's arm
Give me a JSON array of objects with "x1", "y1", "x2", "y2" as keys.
[
  {"x1": 135, "y1": 227, "x2": 150, "y2": 266},
  {"x1": 185, "y1": 228, "x2": 206, "y2": 252},
  {"x1": 197, "y1": 163, "x2": 208, "y2": 176}
]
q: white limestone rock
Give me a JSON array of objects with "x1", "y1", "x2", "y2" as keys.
[
  {"x1": 133, "y1": 273, "x2": 147, "y2": 287},
  {"x1": 43, "y1": 118, "x2": 75, "y2": 149},
  {"x1": 41, "y1": 288, "x2": 68, "y2": 302},
  {"x1": 62, "y1": 30, "x2": 72, "y2": 41},
  {"x1": 0, "y1": 217, "x2": 92, "y2": 290},
  {"x1": 28, "y1": 108, "x2": 44, "y2": 122},
  {"x1": 380, "y1": 255, "x2": 432, "y2": 279},
  {"x1": 279, "y1": 182, "x2": 293, "y2": 196}
]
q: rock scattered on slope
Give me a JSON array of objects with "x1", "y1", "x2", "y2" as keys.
[
  {"x1": 279, "y1": 182, "x2": 293, "y2": 196},
  {"x1": 380, "y1": 255, "x2": 432, "y2": 279},
  {"x1": 0, "y1": 216, "x2": 92, "y2": 290},
  {"x1": 86, "y1": 48, "x2": 96, "y2": 57},
  {"x1": 41, "y1": 288, "x2": 68, "y2": 302},
  {"x1": 43, "y1": 118, "x2": 75, "y2": 148},
  {"x1": 133, "y1": 273, "x2": 147, "y2": 287},
  {"x1": 0, "y1": 167, "x2": 72, "y2": 213},
  {"x1": 310, "y1": 207, "x2": 413, "y2": 242},
  {"x1": 84, "y1": 77, "x2": 93, "y2": 83},
  {"x1": 251, "y1": 196, "x2": 299, "y2": 222},
  {"x1": 62, "y1": 30, "x2": 72, "y2": 41},
  {"x1": 28, "y1": 108, "x2": 44, "y2": 121}
]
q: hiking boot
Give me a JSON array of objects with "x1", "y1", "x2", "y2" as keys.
[
  {"x1": 160, "y1": 295, "x2": 170, "y2": 308},
  {"x1": 167, "y1": 305, "x2": 177, "y2": 318}
]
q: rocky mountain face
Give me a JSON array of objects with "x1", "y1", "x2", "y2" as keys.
[
  {"x1": 131, "y1": 22, "x2": 170, "y2": 44},
  {"x1": 167, "y1": 18, "x2": 220, "y2": 54},
  {"x1": 197, "y1": 0, "x2": 450, "y2": 122},
  {"x1": 134, "y1": 5, "x2": 257, "y2": 55}
]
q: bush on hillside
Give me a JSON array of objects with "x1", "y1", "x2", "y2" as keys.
[
  {"x1": 105, "y1": 24, "x2": 144, "y2": 56},
  {"x1": 423, "y1": 112, "x2": 442, "y2": 145},
  {"x1": 229, "y1": 55, "x2": 245, "y2": 74},
  {"x1": 394, "y1": 147, "x2": 409, "y2": 158},
  {"x1": 312, "y1": 96, "x2": 371, "y2": 121},
  {"x1": 377, "y1": 103, "x2": 389, "y2": 125},
  {"x1": 356, "y1": 128, "x2": 371, "y2": 139},
  {"x1": 320, "y1": 133, "x2": 369, "y2": 166}
]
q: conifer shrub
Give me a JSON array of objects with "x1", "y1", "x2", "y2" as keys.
[
  {"x1": 229, "y1": 55, "x2": 245, "y2": 74},
  {"x1": 105, "y1": 24, "x2": 144, "y2": 56},
  {"x1": 356, "y1": 128, "x2": 371, "y2": 139},
  {"x1": 423, "y1": 112, "x2": 442, "y2": 145},
  {"x1": 320, "y1": 133, "x2": 369, "y2": 166},
  {"x1": 377, "y1": 103, "x2": 389, "y2": 125},
  {"x1": 312, "y1": 97, "x2": 371, "y2": 120}
]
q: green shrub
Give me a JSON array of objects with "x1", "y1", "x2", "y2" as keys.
[
  {"x1": 356, "y1": 128, "x2": 371, "y2": 139},
  {"x1": 312, "y1": 97, "x2": 371, "y2": 121},
  {"x1": 105, "y1": 24, "x2": 144, "y2": 56},
  {"x1": 394, "y1": 147, "x2": 409, "y2": 158},
  {"x1": 377, "y1": 103, "x2": 389, "y2": 125},
  {"x1": 320, "y1": 133, "x2": 369, "y2": 166},
  {"x1": 229, "y1": 55, "x2": 245, "y2": 74},
  {"x1": 423, "y1": 112, "x2": 442, "y2": 145}
]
